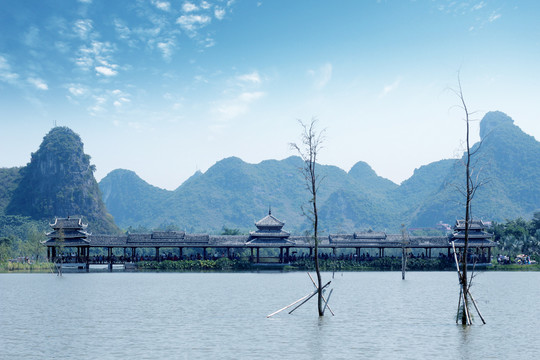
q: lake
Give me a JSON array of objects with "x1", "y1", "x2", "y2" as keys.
[{"x1": 1, "y1": 271, "x2": 539, "y2": 359}]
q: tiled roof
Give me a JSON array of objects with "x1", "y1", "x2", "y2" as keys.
[
  {"x1": 50, "y1": 217, "x2": 87, "y2": 230},
  {"x1": 255, "y1": 213, "x2": 285, "y2": 229}
]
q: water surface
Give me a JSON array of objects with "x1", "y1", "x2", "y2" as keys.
[{"x1": 1, "y1": 271, "x2": 538, "y2": 359}]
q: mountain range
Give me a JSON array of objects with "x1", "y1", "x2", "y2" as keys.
[
  {"x1": 1, "y1": 111, "x2": 538, "y2": 235},
  {"x1": 99, "y1": 111, "x2": 540, "y2": 233}
]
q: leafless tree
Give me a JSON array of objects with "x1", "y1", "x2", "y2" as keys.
[
  {"x1": 290, "y1": 118, "x2": 326, "y2": 316},
  {"x1": 451, "y1": 75, "x2": 486, "y2": 325}
]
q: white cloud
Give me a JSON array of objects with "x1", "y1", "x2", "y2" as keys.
[
  {"x1": 472, "y1": 1, "x2": 485, "y2": 11},
  {"x1": 0, "y1": 55, "x2": 19, "y2": 84},
  {"x1": 78, "y1": 0, "x2": 92, "y2": 3},
  {"x1": 89, "y1": 95, "x2": 107, "y2": 115},
  {"x1": 238, "y1": 91, "x2": 264, "y2": 102},
  {"x1": 182, "y1": 2, "x2": 198, "y2": 12},
  {"x1": 203, "y1": 37, "x2": 216, "y2": 48},
  {"x1": 213, "y1": 91, "x2": 265, "y2": 121},
  {"x1": 215, "y1": 8, "x2": 226, "y2": 20},
  {"x1": 177, "y1": 14, "x2": 212, "y2": 32},
  {"x1": 152, "y1": 0, "x2": 171, "y2": 12},
  {"x1": 73, "y1": 19, "x2": 93, "y2": 39},
  {"x1": 23, "y1": 26, "x2": 40, "y2": 47},
  {"x1": 200, "y1": 1, "x2": 211, "y2": 10},
  {"x1": 114, "y1": 19, "x2": 132, "y2": 41},
  {"x1": 308, "y1": 63, "x2": 332, "y2": 90},
  {"x1": 95, "y1": 66, "x2": 117, "y2": 76},
  {"x1": 27, "y1": 77, "x2": 48, "y2": 90},
  {"x1": 76, "y1": 40, "x2": 119, "y2": 76},
  {"x1": 237, "y1": 71, "x2": 261, "y2": 84},
  {"x1": 157, "y1": 39, "x2": 175, "y2": 61},
  {"x1": 379, "y1": 77, "x2": 401, "y2": 98},
  {"x1": 489, "y1": 12, "x2": 501, "y2": 22},
  {"x1": 55, "y1": 41, "x2": 70, "y2": 53},
  {"x1": 67, "y1": 84, "x2": 87, "y2": 97},
  {"x1": 128, "y1": 121, "x2": 145, "y2": 132}
]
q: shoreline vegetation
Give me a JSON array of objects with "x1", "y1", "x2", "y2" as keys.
[{"x1": 3, "y1": 258, "x2": 540, "y2": 273}]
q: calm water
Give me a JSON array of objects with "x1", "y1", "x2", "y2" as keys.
[{"x1": 1, "y1": 271, "x2": 539, "y2": 359}]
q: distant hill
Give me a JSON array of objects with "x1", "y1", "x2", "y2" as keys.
[
  {"x1": 98, "y1": 111, "x2": 540, "y2": 233},
  {"x1": 5, "y1": 127, "x2": 120, "y2": 234},
  {"x1": 409, "y1": 111, "x2": 540, "y2": 226},
  {"x1": 0, "y1": 167, "x2": 21, "y2": 215},
  {"x1": 98, "y1": 155, "x2": 400, "y2": 233}
]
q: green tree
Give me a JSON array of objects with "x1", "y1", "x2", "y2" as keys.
[
  {"x1": 0, "y1": 236, "x2": 14, "y2": 262},
  {"x1": 23, "y1": 224, "x2": 46, "y2": 262}
]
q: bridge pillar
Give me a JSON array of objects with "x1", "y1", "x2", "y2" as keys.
[{"x1": 108, "y1": 247, "x2": 113, "y2": 272}]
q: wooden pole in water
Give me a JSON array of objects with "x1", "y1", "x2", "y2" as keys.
[
  {"x1": 307, "y1": 272, "x2": 335, "y2": 316},
  {"x1": 467, "y1": 289, "x2": 486, "y2": 324},
  {"x1": 322, "y1": 289, "x2": 334, "y2": 316},
  {"x1": 289, "y1": 281, "x2": 331, "y2": 315},
  {"x1": 401, "y1": 224, "x2": 408, "y2": 280},
  {"x1": 456, "y1": 287, "x2": 462, "y2": 324},
  {"x1": 266, "y1": 292, "x2": 314, "y2": 318}
]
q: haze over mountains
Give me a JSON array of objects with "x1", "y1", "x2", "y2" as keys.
[
  {"x1": 99, "y1": 111, "x2": 540, "y2": 233},
  {"x1": 1, "y1": 111, "x2": 539, "y2": 234}
]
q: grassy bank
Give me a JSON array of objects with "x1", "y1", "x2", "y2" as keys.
[
  {"x1": 3, "y1": 259, "x2": 539, "y2": 273},
  {"x1": 0, "y1": 261, "x2": 56, "y2": 273}
]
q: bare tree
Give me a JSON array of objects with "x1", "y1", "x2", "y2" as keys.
[
  {"x1": 451, "y1": 75, "x2": 486, "y2": 325},
  {"x1": 290, "y1": 118, "x2": 326, "y2": 316}
]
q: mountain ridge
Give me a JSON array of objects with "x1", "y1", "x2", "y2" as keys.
[{"x1": 1, "y1": 111, "x2": 538, "y2": 234}]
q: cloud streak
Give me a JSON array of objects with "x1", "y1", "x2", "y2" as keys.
[
  {"x1": 379, "y1": 77, "x2": 401, "y2": 98},
  {"x1": 308, "y1": 63, "x2": 332, "y2": 90},
  {"x1": 27, "y1": 77, "x2": 48, "y2": 90},
  {"x1": 0, "y1": 55, "x2": 19, "y2": 84}
]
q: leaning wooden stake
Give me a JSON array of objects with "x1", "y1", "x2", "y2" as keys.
[
  {"x1": 467, "y1": 290, "x2": 486, "y2": 324},
  {"x1": 289, "y1": 281, "x2": 331, "y2": 315},
  {"x1": 322, "y1": 289, "x2": 334, "y2": 316},
  {"x1": 452, "y1": 241, "x2": 484, "y2": 325},
  {"x1": 267, "y1": 292, "x2": 314, "y2": 318},
  {"x1": 307, "y1": 272, "x2": 335, "y2": 316},
  {"x1": 456, "y1": 287, "x2": 462, "y2": 324}
]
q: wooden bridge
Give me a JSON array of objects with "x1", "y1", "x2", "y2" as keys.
[{"x1": 42, "y1": 215, "x2": 496, "y2": 271}]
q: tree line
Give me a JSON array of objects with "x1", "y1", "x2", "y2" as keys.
[{"x1": 492, "y1": 212, "x2": 540, "y2": 260}]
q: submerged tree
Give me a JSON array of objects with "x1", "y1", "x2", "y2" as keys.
[
  {"x1": 290, "y1": 118, "x2": 326, "y2": 316},
  {"x1": 451, "y1": 76, "x2": 486, "y2": 325}
]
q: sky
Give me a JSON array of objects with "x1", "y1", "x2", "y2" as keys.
[{"x1": 1, "y1": 0, "x2": 540, "y2": 190}]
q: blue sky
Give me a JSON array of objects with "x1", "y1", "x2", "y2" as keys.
[{"x1": 1, "y1": 0, "x2": 539, "y2": 190}]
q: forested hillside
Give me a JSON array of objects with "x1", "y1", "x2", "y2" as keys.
[
  {"x1": 1, "y1": 111, "x2": 539, "y2": 235},
  {"x1": 98, "y1": 111, "x2": 540, "y2": 233},
  {"x1": 4, "y1": 127, "x2": 120, "y2": 235}
]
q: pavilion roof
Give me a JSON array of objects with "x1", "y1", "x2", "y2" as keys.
[
  {"x1": 255, "y1": 210, "x2": 285, "y2": 230},
  {"x1": 454, "y1": 219, "x2": 486, "y2": 231},
  {"x1": 50, "y1": 217, "x2": 88, "y2": 230},
  {"x1": 46, "y1": 229, "x2": 89, "y2": 239}
]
